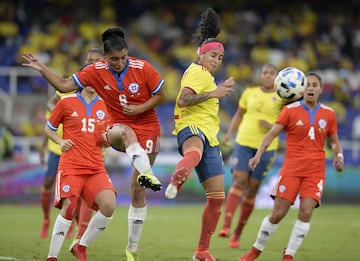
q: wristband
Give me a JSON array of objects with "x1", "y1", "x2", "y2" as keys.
[{"x1": 336, "y1": 153, "x2": 344, "y2": 158}]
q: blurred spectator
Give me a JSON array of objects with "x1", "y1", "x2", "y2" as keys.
[
  {"x1": 0, "y1": 118, "x2": 14, "y2": 161},
  {"x1": 0, "y1": 0, "x2": 18, "y2": 46},
  {"x1": 9, "y1": 102, "x2": 29, "y2": 136},
  {"x1": 21, "y1": 104, "x2": 46, "y2": 137}
]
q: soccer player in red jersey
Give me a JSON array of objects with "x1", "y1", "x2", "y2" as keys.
[
  {"x1": 44, "y1": 86, "x2": 116, "y2": 261},
  {"x1": 239, "y1": 71, "x2": 344, "y2": 261},
  {"x1": 23, "y1": 27, "x2": 165, "y2": 260},
  {"x1": 38, "y1": 48, "x2": 103, "y2": 241}
]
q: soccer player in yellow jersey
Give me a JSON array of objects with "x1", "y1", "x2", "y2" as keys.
[
  {"x1": 164, "y1": 8, "x2": 235, "y2": 261},
  {"x1": 218, "y1": 64, "x2": 282, "y2": 249}
]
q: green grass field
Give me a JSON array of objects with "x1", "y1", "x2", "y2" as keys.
[{"x1": 0, "y1": 204, "x2": 359, "y2": 261}]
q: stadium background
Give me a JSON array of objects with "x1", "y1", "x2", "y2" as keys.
[{"x1": 0, "y1": 0, "x2": 359, "y2": 205}]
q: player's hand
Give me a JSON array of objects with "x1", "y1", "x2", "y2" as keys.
[
  {"x1": 221, "y1": 133, "x2": 231, "y2": 146},
  {"x1": 59, "y1": 139, "x2": 75, "y2": 152},
  {"x1": 248, "y1": 156, "x2": 259, "y2": 171},
  {"x1": 212, "y1": 77, "x2": 235, "y2": 98},
  {"x1": 22, "y1": 52, "x2": 44, "y2": 71},
  {"x1": 333, "y1": 155, "x2": 344, "y2": 172},
  {"x1": 101, "y1": 131, "x2": 110, "y2": 147},
  {"x1": 122, "y1": 103, "x2": 143, "y2": 116}
]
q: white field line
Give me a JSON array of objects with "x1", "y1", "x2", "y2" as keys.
[{"x1": 0, "y1": 256, "x2": 42, "y2": 261}]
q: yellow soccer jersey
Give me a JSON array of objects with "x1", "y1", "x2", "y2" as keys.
[
  {"x1": 173, "y1": 63, "x2": 220, "y2": 146},
  {"x1": 235, "y1": 86, "x2": 282, "y2": 150},
  {"x1": 45, "y1": 110, "x2": 62, "y2": 155}
]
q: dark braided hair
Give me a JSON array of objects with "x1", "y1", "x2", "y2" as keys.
[{"x1": 193, "y1": 7, "x2": 222, "y2": 47}]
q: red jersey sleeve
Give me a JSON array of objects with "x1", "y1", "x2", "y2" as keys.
[{"x1": 143, "y1": 60, "x2": 164, "y2": 94}]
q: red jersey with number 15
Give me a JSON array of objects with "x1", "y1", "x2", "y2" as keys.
[
  {"x1": 276, "y1": 100, "x2": 338, "y2": 178},
  {"x1": 72, "y1": 57, "x2": 164, "y2": 135},
  {"x1": 46, "y1": 92, "x2": 110, "y2": 174}
]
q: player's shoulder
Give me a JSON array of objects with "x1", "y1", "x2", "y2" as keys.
[
  {"x1": 59, "y1": 93, "x2": 77, "y2": 101},
  {"x1": 285, "y1": 100, "x2": 302, "y2": 109},
  {"x1": 92, "y1": 59, "x2": 108, "y2": 70},
  {"x1": 319, "y1": 103, "x2": 335, "y2": 112},
  {"x1": 243, "y1": 85, "x2": 261, "y2": 93},
  {"x1": 128, "y1": 56, "x2": 147, "y2": 69}
]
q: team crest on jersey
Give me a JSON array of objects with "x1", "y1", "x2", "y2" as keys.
[
  {"x1": 96, "y1": 110, "x2": 106, "y2": 120},
  {"x1": 318, "y1": 119, "x2": 327, "y2": 129},
  {"x1": 128, "y1": 82, "x2": 140, "y2": 94},
  {"x1": 62, "y1": 185, "x2": 70, "y2": 193}
]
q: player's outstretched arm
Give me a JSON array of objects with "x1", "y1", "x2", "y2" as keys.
[
  {"x1": 249, "y1": 123, "x2": 284, "y2": 170},
  {"x1": 22, "y1": 52, "x2": 77, "y2": 93}
]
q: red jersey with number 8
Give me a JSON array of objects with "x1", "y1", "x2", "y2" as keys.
[{"x1": 72, "y1": 57, "x2": 164, "y2": 135}]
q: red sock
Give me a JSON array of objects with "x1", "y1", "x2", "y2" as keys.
[
  {"x1": 75, "y1": 198, "x2": 93, "y2": 240},
  {"x1": 40, "y1": 190, "x2": 52, "y2": 221},
  {"x1": 222, "y1": 186, "x2": 242, "y2": 228},
  {"x1": 198, "y1": 192, "x2": 225, "y2": 250},
  {"x1": 234, "y1": 196, "x2": 255, "y2": 236},
  {"x1": 175, "y1": 150, "x2": 201, "y2": 174}
]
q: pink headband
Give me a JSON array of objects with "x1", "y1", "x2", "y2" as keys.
[{"x1": 199, "y1": 41, "x2": 224, "y2": 55}]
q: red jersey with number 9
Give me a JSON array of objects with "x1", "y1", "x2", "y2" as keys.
[
  {"x1": 72, "y1": 57, "x2": 164, "y2": 136},
  {"x1": 276, "y1": 100, "x2": 338, "y2": 177},
  {"x1": 47, "y1": 92, "x2": 110, "y2": 174}
]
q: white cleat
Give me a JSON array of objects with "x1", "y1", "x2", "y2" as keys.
[{"x1": 165, "y1": 184, "x2": 178, "y2": 199}]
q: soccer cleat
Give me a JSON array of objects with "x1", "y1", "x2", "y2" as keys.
[
  {"x1": 229, "y1": 234, "x2": 240, "y2": 249},
  {"x1": 218, "y1": 227, "x2": 230, "y2": 238},
  {"x1": 46, "y1": 258, "x2": 57, "y2": 261},
  {"x1": 165, "y1": 167, "x2": 189, "y2": 199},
  {"x1": 69, "y1": 238, "x2": 79, "y2": 253},
  {"x1": 125, "y1": 249, "x2": 139, "y2": 261},
  {"x1": 40, "y1": 220, "x2": 50, "y2": 238},
  {"x1": 137, "y1": 173, "x2": 162, "y2": 191},
  {"x1": 282, "y1": 249, "x2": 293, "y2": 261},
  {"x1": 282, "y1": 254, "x2": 293, "y2": 261},
  {"x1": 71, "y1": 243, "x2": 88, "y2": 261},
  {"x1": 239, "y1": 246, "x2": 261, "y2": 261},
  {"x1": 192, "y1": 250, "x2": 216, "y2": 261}
]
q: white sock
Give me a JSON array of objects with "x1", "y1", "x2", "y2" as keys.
[
  {"x1": 47, "y1": 215, "x2": 72, "y2": 258},
  {"x1": 285, "y1": 219, "x2": 310, "y2": 256},
  {"x1": 254, "y1": 216, "x2": 279, "y2": 251},
  {"x1": 127, "y1": 205, "x2": 147, "y2": 252},
  {"x1": 79, "y1": 211, "x2": 112, "y2": 247},
  {"x1": 125, "y1": 143, "x2": 153, "y2": 175}
]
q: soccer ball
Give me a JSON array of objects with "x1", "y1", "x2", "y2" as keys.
[{"x1": 274, "y1": 67, "x2": 307, "y2": 101}]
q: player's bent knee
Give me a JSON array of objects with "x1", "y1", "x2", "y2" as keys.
[{"x1": 95, "y1": 191, "x2": 116, "y2": 217}]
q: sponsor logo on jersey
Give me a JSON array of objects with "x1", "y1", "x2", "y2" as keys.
[
  {"x1": 71, "y1": 111, "x2": 79, "y2": 117},
  {"x1": 296, "y1": 120, "x2": 303, "y2": 126}
]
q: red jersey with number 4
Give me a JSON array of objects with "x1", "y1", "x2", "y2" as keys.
[
  {"x1": 47, "y1": 92, "x2": 110, "y2": 174},
  {"x1": 276, "y1": 100, "x2": 338, "y2": 177},
  {"x1": 72, "y1": 57, "x2": 164, "y2": 135}
]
